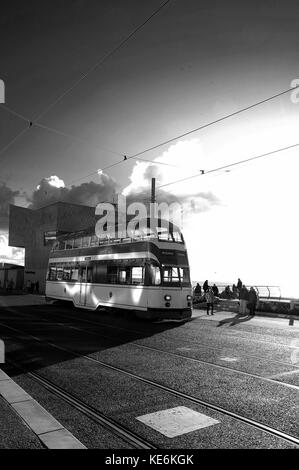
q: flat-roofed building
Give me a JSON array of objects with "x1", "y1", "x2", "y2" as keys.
[
  {"x1": 0, "y1": 263, "x2": 24, "y2": 292},
  {"x1": 9, "y1": 202, "x2": 96, "y2": 293}
]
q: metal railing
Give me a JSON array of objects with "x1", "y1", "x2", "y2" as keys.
[{"x1": 192, "y1": 283, "x2": 281, "y2": 300}]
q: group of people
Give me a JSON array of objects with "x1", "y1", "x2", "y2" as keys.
[
  {"x1": 193, "y1": 278, "x2": 259, "y2": 316},
  {"x1": 0, "y1": 278, "x2": 15, "y2": 292},
  {"x1": 26, "y1": 280, "x2": 39, "y2": 294}
]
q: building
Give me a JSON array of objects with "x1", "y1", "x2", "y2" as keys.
[
  {"x1": 9, "y1": 202, "x2": 97, "y2": 294},
  {"x1": 0, "y1": 263, "x2": 24, "y2": 291}
]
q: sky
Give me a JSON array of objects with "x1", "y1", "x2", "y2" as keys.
[{"x1": 0, "y1": 0, "x2": 299, "y2": 296}]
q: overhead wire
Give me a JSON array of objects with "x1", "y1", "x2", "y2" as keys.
[
  {"x1": 156, "y1": 142, "x2": 299, "y2": 190},
  {"x1": 33, "y1": 0, "x2": 172, "y2": 123},
  {"x1": 0, "y1": 0, "x2": 172, "y2": 162},
  {"x1": 59, "y1": 85, "x2": 299, "y2": 185}
]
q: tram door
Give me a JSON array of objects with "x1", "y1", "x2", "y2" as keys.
[{"x1": 79, "y1": 265, "x2": 93, "y2": 306}]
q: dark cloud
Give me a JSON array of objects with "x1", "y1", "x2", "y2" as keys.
[
  {"x1": 28, "y1": 174, "x2": 117, "y2": 209},
  {"x1": 0, "y1": 183, "x2": 20, "y2": 230}
]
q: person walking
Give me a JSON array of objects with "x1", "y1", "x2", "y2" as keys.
[
  {"x1": 239, "y1": 284, "x2": 249, "y2": 314},
  {"x1": 205, "y1": 287, "x2": 215, "y2": 315},
  {"x1": 248, "y1": 287, "x2": 258, "y2": 316}
]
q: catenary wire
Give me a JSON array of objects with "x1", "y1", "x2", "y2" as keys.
[
  {"x1": 156, "y1": 142, "x2": 299, "y2": 190},
  {"x1": 0, "y1": 1, "x2": 171, "y2": 162},
  {"x1": 33, "y1": 0, "x2": 172, "y2": 123},
  {"x1": 61, "y1": 85, "x2": 299, "y2": 185}
]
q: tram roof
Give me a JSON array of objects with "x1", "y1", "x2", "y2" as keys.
[{"x1": 58, "y1": 218, "x2": 182, "y2": 241}]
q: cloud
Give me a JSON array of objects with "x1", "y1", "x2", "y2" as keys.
[
  {"x1": 0, "y1": 183, "x2": 20, "y2": 230},
  {"x1": 28, "y1": 173, "x2": 117, "y2": 209},
  {"x1": 0, "y1": 233, "x2": 24, "y2": 265},
  {"x1": 122, "y1": 140, "x2": 220, "y2": 219}
]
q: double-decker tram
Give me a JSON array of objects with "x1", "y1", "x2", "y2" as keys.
[{"x1": 45, "y1": 218, "x2": 192, "y2": 321}]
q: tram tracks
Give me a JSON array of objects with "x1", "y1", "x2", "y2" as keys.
[
  {"x1": 13, "y1": 307, "x2": 298, "y2": 384},
  {"x1": 0, "y1": 319, "x2": 298, "y2": 447}
]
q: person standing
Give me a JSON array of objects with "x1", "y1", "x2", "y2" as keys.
[
  {"x1": 205, "y1": 287, "x2": 215, "y2": 315},
  {"x1": 212, "y1": 283, "x2": 219, "y2": 296},
  {"x1": 194, "y1": 283, "x2": 201, "y2": 296},
  {"x1": 35, "y1": 280, "x2": 39, "y2": 294},
  {"x1": 248, "y1": 287, "x2": 258, "y2": 316},
  {"x1": 239, "y1": 285, "x2": 249, "y2": 314},
  {"x1": 203, "y1": 280, "x2": 209, "y2": 293},
  {"x1": 237, "y1": 278, "x2": 243, "y2": 292}
]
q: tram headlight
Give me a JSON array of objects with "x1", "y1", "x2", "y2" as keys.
[
  {"x1": 186, "y1": 295, "x2": 192, "y2": 301},
  {"x1": 164, "y1": 295, "x2": 171, "y2": 301}
]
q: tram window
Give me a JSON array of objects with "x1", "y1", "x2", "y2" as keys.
[
  {"x1": 56, "y1": 267, "x2": 63, "y2": 281},
  {"x1": 82, "y1": 236, "x2": 90, "y2": 248},
  {"x1": 65, "y1": 239, "x2": 73, "y2": 250},
  {"x1": 48, "y1": 266, "x2": 57, "y2": 281},
  {"x1": 158, "y1": 230, "x2": 172, "y2": 241},
  {"x1": 58, "y1": 240, "x2": 65, "y2": 250},
  {"x1": 71, "y1": 268, "x2": 79, "y2": 281},
  {"x1": 179, "y1": 267, "x2": 190, "y2": 285},
  {"x1": 52, "y1": 241, "x2": 59, "y2": 252},
  {"x1": 119, "y1": 268, "x2": 130, "y2": 284},
  {"x1": 63, "y1": 266, "x2": 71, "y2": 281},
  {"x1": 163, "y1": 267, "x2": 180, "y2": 283},
  {"x1": 132, "y1": 267, "x2": 144, "y2": 285},
  {"x1": 87, "y1": 267, "x2": 93, "y2": 283},
  {"x1": 172, "y1": 232, "x2": 182, "y2": 242},
  {"x1": 107, "y1": 266, "x2": 118, "y2": 284},
  {"x1": 90, "y1": 235, "x2": 99, "y2": 246},
  {"x1": 73, "y1": 238, "x2": 82, "y2": 249},
  {"x1": 79, "y1": 267, "x2": 87, "y2": 282},
  {"x1": 150, "y1": 266, "x2": 161, "y2": 285},
  {"x1": 93, "y1": 263, "x2": 107, "y2": 283}
]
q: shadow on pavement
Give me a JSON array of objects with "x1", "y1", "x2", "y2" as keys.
[{"x1": 216, "y1": 313, "x2": 255, "y2": 327}]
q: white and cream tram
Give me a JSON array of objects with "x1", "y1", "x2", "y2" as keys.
[{"x1": 45, "y1": 219, "x2": 192, "y2": 321}]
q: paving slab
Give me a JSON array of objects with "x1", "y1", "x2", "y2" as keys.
[
  {"x1": 0, "y1": 379, "x2": 31, "y2": 403},
  {"x1": 0, "y1": 369, "x2": 86, "y2": 449},
  {"x1": 12, "y1": 399, "x2": 64, "y2": 435},
  {"x1": 39, "y1": 428, "x2": 87, "y2": 449},
  {"x1": 137, "y1": 406, "x2": 220, "y2": 438}
]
